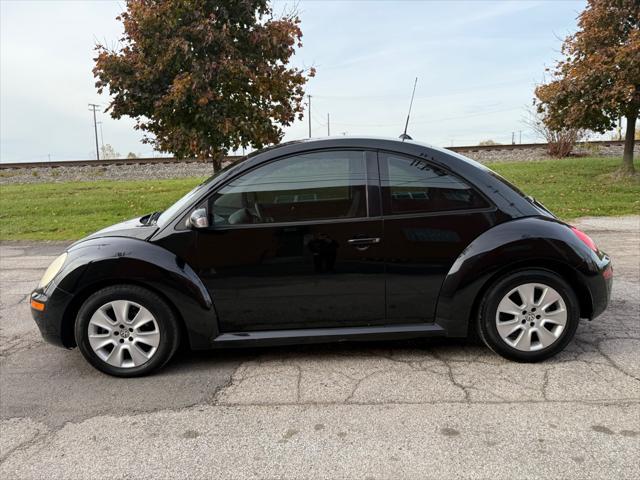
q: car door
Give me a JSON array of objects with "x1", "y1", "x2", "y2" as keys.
[
  {"x1": 379, "y1": 152, "x2": 497, "y2": 323},
  {"x1": 193, "y1": 149, "x2": 385, "y2": 332}
]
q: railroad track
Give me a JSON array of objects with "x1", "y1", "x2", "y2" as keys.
[
  {"x1": 0, "y1": 156, "x2": 242, "y2": 170},
  {"x1": 0, "y1": 140, "x2": 625, "y2": 169},
  {"x1": 449, "y1": 139, "x2": 624, "y2": 152}
]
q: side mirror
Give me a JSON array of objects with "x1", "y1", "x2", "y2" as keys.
[{"x1": 189, "y1": 208, "x2": 209, "y2": 229}]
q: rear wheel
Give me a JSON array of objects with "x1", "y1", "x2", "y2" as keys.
[
  {"x1": 477, "y1": 270, "x2": 579, "y2": 362},
  {"x1": 75, "y1": 285, "x2": 180, "y2": 377}
]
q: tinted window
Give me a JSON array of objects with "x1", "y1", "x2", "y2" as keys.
[
  {"x1": 210, "y1": 150, "x2": 367, "y2": 225},
  {"x1": 381, "y1": 154, "x2": 488, "y2": 214}
]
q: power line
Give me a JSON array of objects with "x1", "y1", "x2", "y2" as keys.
[
  {"x1": 311, "y1": 77, "x2": 534, "y2": 101},
  {"x1": 329, "y1": 106, "x2": 522, "y2": 128},
  {"x1": 310, "y1": 109, "x2": 327, "y2": 126}
]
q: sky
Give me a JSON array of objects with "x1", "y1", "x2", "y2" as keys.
[{"x1": 0, "y1": 0, "x2": 591, "y2": 163}]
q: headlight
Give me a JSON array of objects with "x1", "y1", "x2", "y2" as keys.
[{"x1": 38, "y1": 253, "x2": 67, "y2": 288}]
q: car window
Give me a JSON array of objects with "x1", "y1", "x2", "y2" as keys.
[
  {"x1": 381, "y1": 153, "x2": 489, "y2": 214},
  {"x1": 209, "y1": 150, "x2": 367, "y2": 225}
]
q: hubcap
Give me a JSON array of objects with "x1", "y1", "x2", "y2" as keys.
[
  {"x1": 495, "y1": 283, "x2": 567, "y2": 352},
  {"x1": 87, "y1": 300, "x2": 160, "y2": 368}
]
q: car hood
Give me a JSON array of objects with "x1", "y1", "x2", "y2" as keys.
[{"x1": 71, "y1": 216, "x2": 158, "y2": 247}]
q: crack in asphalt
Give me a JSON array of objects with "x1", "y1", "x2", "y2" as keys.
[
  {"x1": 212, "y1": 398, "x2": 640, "y2": 407},
  {"x1": 573, "y1": 336, "x2": 640, "y2": 382},
  {"x1": 0, "y1": 334, "x2": 41, "y2": 358},
  {"x1": 0, "y1": 428, "x2": 55, "y2": 464},
  {"x1": 430, "y1": 350, "x2": 471, "y2": 402},
  {"x1": 217, "y1": 320, "x2": 639, "y2": 406}
]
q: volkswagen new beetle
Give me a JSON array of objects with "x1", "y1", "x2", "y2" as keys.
[{"x1": 31, "y1": 138, "x2": 613, "y2": 377}]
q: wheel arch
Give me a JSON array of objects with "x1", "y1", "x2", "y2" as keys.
[
  {"x1": 59, "y1": 278, "x2": 190, "y2": 349},
  {"x1": 465, "y1": 259, "x2": 593, "y2": 336},
  {"x1": 435, "y1": 217, "x2": 599, "y2": 337},
  {"x1": 57, "y1": 236, "x2": 218, "y2": 350}
]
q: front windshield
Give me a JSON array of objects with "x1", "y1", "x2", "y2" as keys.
[
  {"x1": 155, "y1": 158, "x2": 247, "y2": 228},
  {"x1": 155, "y1": 182, "x2": 206, "y2": 228}
]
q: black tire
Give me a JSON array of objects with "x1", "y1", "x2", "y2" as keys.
[
  {"x1": 477, "y1": 269, "x2": 580, "y2": 362},
  {"x1": 75, "y1": 285, "x2": 180, "y2": 377}
]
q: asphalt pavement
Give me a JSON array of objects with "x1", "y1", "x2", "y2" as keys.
[{"x1": 1, "y1": 216, "x2": 638, "y2": 479}]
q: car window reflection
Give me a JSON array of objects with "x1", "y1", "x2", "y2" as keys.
[{"x1": 210, "y1": 151, "x2": 367, "y2": 225}]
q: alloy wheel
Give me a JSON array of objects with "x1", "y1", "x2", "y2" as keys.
[
  {"x1": 87, "y1": 300, "x2": 161, "y2": 368},
  {"x1": 495, "y1": 282, "x2": 568, "y2": 352}
]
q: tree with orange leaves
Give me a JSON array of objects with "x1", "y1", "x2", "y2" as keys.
[
  {"x1": 535, "y1": 0, "x2": 639, "y2": 174},
  {"x1": 94, "y1": 1, "x2": 314, "y2": 171}
]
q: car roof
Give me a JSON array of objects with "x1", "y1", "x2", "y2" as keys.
[
  {"x1": 235, "y1": 136, "x2": 485, "y2": 174},
  {"x1": 217, "y1": 136, "x2": 493, "y2": 190}
]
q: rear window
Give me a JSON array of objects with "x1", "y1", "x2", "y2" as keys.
[
  {"x1": 488, "y1": 171, "x2": 556, "y2": 218},
  {"x1": 381, "y1": 153, "x2": 489, "y2": 214}
]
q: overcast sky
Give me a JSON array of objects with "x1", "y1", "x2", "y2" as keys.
[{"x1": 0, "y1": 0, "x2": 590, "y2": 163}]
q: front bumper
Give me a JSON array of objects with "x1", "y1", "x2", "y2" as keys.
[
  {"x1": 30, "y1": 286, "x2": 75, "y2": 348},
  {"x1": 585, "y1": 253, "x2": 613, "y2": 320}
]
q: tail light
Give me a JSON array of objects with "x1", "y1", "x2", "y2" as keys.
[{"x1": 570, "y1": 226, "x2": 598, "y2": 253}]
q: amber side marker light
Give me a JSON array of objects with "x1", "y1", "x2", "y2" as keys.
[{"x1": 30, "y1": 299, "x2": 45, "y2": 311}]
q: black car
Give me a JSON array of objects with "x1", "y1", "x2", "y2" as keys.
[{"x1": 30, "y1": 137, "x2": 613, "y2": 377}]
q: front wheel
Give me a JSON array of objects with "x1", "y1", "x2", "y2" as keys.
[
  {"x1": 75, "y1": 285, "x2": 180, "y2": 377},
  {"x1": 477, "y1": 270, "x2": 580, "y2": 362}
]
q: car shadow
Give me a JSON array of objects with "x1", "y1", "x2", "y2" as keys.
[{"x1": 164, "y1": 336, "x2": 482, "y2": 374}]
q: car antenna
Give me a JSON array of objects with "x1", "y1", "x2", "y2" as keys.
[{"x1": 399, "y1": 77, "x2": 418, "y2": 141}]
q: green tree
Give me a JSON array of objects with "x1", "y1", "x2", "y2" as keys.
[
  {"x1": 535, "y1": 0, "x2": 639, "y2": 174},
  {"x1": 94, "y1": 0, "x2": 314, "y2": 170}
]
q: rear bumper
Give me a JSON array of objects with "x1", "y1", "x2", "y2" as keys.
[{"x1": 30, "y1": 286, "x2": 74, "y2": 348}]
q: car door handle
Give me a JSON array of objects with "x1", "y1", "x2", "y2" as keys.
[{"x1": 347, "y1": 237, "x2": 381, "y2": 246}]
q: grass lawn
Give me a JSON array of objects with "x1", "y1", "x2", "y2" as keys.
[
  {"x1": 490, "y1": 157, "x2": 639, "y2": 219},
  {"x1": 0, "y1": 177, "x2": 207, "y2": 241},
  {"x1": 1, "y1": 156, "x2": 638, "y2": 241}
]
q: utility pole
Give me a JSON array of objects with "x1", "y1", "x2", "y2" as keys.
[
  {"x1": 88, "y1": 103, "x2": 100, "y2": 160},
  {"x1": 307, "y1": 95, "x2": 312, "y2": 138},
  {"x1": 327, "y1": 113, "x2": 330, "y2": 136},
  {"x1": 511, "y1": 131, "x2": 515, "y2": 145},
  {"x1": 519, "y1": 130, "x2": 522, "y2": 144}
]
